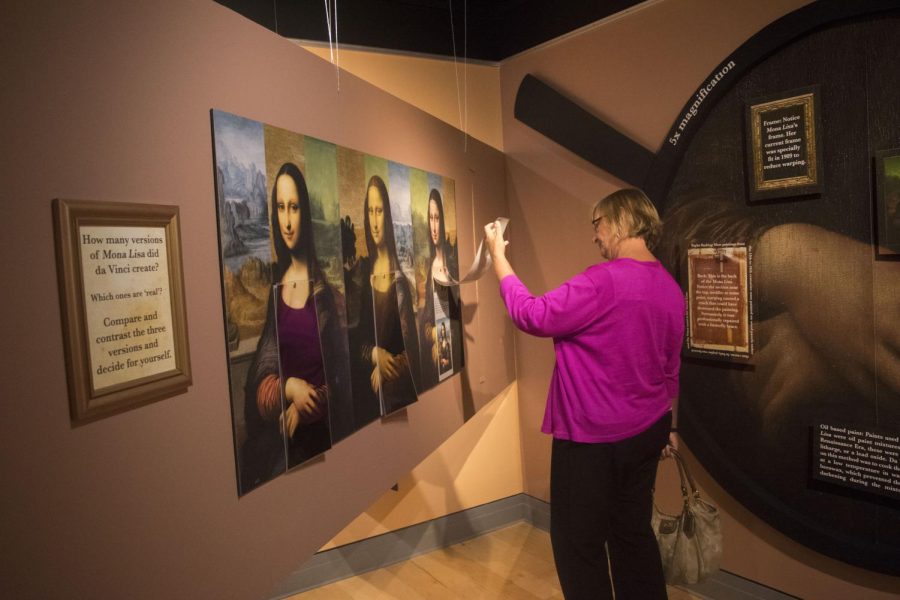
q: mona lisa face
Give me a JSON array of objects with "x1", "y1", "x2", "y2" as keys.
[
  {"x1": 276, "y1": 174, "x2": 301, "y2": 251},
  {"x1": 367, "y1": 185, "x2": 385, "y2": 248},
  {"x1": 428, "y1": 199, "x2": 441, "y2": 245}
]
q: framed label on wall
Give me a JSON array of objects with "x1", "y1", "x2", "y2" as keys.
[
  {"x1": 813, "y1": 422, "x2": 900, "y2": 500},
  {"x1": 745, "y1": 86, "x2": 823, "y2": 201},
  {"x1": 53, "y1": 199, "x2": 191, "y2": 425},
  {"x1": 874, "y1": 147, "x2": 900, "y2": 257},
  {"x1": 685, "y1": 243, "x2": 753, "y2": 361}
]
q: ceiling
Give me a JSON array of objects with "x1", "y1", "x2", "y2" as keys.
[{"x1": 215, "y1": 0, "x2": 645, "y2": 62}]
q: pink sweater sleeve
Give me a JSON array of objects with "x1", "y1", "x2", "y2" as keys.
[{"x1": 499, "y1": 271, "x2": 612, "y2": 338}]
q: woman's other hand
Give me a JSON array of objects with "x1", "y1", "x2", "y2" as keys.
[{"x1": 660, "y1": 431, "x2": 678, "y2": 460}]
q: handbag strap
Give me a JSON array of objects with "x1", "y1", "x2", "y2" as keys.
[
  {"x1": 670, "y1": 448, "x2": 701, "y2": 499},
  {"x1": 653, "y1": 449, "x2": 690, "y2": 500}
]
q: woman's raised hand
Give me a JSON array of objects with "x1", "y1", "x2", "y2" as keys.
[
  {"x1": 484, "y1": 219, "x2": 508, "y2": 259},
  {"x1": 484, "y1": 220, "x2": 514, "y2": 280}
]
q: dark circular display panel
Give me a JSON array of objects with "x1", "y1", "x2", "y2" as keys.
[{"x1": 652, "y1": 6, "x2": 900, "y2": 574}]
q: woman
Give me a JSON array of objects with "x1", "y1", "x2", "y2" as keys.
[
  {"x1": 484, "y1": 188, "x2": 684, "y2": 600},
  {"x1": 419, "y1": 189, "x2": 462, "y2": 387},
  {"x1": 241, "y1": 163, "x2": 346, "y2": 492},
  {"x1": 350, "y1": 175, "x2": 420, "y2": 416}
]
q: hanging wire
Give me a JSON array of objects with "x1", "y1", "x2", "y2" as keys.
[
  {"x1": 449, "y1": 0, "x2": 467, "y2": 151},
  {"x1": 464, "y1": 0, "x2": 468, "y2": 152},
  {"x1": 334, "y1": 0, "x2": 341, "y2": 90},
  {"x1": 273, "y1": 0, "x2": 279, "y2": 34},
  {"x1": 323, "y1": 0, "x2": 341, "y2": 90},
  {"x1": 324, "y1": 0, "x2": 334, "y2": 64}
]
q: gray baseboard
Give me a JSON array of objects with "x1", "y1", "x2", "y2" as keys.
[
  {"x1": 271, "y1": 493, "x2": 796, "y2": 600},
  {"x1": 675, "y1": 572, "x2": 801, "y2": 600}
]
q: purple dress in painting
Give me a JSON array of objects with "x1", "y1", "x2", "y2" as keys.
[{"x1": 276, "y1": 293, "x2": 331, "y2": 467}]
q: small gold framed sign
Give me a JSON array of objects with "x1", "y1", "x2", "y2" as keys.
[
  {"x1": 685, "y1": 243, "x2": 753, "y2": 362},
  {"x1": 874, "y1": 148, "x2": 900, "y2": 257},
  {"x1": 745, "y1": 86, "x2": 822, "y2": 201},
  {"x1": 53, "y1": 199, "x2": 191, "y2": 425}
]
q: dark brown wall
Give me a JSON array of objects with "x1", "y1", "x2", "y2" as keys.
[
  {"x1": 0, "y1": 1, "x2": 512, "y2": 598},
  {"x1": 664, "y1": 13, "x2": 900, "y2": 577}
]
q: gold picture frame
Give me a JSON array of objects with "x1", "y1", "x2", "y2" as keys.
[
  {"x1": 685, "y1": 243, "x2": 753, "y2": 361},
  {"x1": 874, "y1": 148, "x2": 900, "y2": 257},
  {"x1": 53, "y1": 199, "x2": 191, "y2": 425},
  {"x1": 746, "y1": 86, "x2": 822, "y2": 201}
]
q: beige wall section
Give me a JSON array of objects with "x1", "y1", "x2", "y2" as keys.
[
  {"x1": 0, "y1": 1, "x2": 514, "y2": 598},
  {"x1": 499, "y1": 0, "x2": 900, "y2": 598},
  {"x1": 322, "y1": 382, "x2": 522, "y2": 549},
  {"x1": 299, "y1": 44, "x2": 503, "y2": 152}
]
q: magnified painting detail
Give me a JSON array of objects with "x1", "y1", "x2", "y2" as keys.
[
  {"x1": 212, "y1": 110, "x2": 465, "y2": 495},
  {"x1": 653, "y1": 15, "x2": 900, "y2": 574}
]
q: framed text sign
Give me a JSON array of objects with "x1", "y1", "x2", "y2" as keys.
[
  {"x1": 813, "y1": 422, "x2": 900, "y2": 501},
  {"x1": 874, "y1": 148, "x2": 900, "y2": 257},
  {"x1": 745, "y1": 86, "x2": 822, "y2": 201},
  {"x1": 685, "y1": 243, "x2": 753, "y2": 361},
  {"x1": 53, "y1": 199, "x2": 191, "y2": 425}
]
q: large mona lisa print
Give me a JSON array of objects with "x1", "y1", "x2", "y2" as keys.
[
  {"x1": 212, "y1": 110, "x2": 465, "y2": 496},
  {"x1": 653, "y1": 11, "x2": 900, "y2": 574}
]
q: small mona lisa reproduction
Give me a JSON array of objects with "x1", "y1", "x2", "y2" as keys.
[{"x1": 212, "y1": 110, "x2": 465, "y2": 496}]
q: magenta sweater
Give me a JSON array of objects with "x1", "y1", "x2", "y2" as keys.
[{"x1": 500, "y1": 259, "x2": 685, "y2": 443}]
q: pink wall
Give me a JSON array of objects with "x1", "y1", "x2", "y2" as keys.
[
  {"x1": 499, "y1": 0, "x2": 900, "y2": 597},
  {"x1": 0, "y1": 1, "x2": 512, "y2": 598}
]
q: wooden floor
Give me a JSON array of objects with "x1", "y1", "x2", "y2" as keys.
[{"x1": 287, "y1": 522, "x2": 705, "y2": 599}]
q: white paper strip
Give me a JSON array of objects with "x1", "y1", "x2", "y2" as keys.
[{"x1": 434, "y1": 217, "x2": 509, "y2": 286}]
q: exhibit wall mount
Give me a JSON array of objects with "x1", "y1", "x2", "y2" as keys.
[{"x1": 52, "y1": 199, "x2": 192, "y2": 426}]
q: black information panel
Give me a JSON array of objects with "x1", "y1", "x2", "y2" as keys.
[{"x1": 813, "y1": 423, "x2": 900, "y2": 500}]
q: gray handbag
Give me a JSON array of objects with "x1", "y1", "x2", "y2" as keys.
[{"x1": 651, "y1": 448, "x2": 722, "y2": 584}]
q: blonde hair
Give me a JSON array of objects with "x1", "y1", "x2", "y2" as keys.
[{"x1": 592, "y1": 188, "x2": 662, "y2": 249}]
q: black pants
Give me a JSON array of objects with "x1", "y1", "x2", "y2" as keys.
[{"x1": 550, "y1": 412, "x2": 671, "y2": 600}]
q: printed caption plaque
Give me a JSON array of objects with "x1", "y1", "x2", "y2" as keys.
[
  {"x1": 53, "y1": 199, "x2": 191, "y2": 425},
  {"x1": 746, "y1": 86, "x2": 823, "y2": 201}
]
